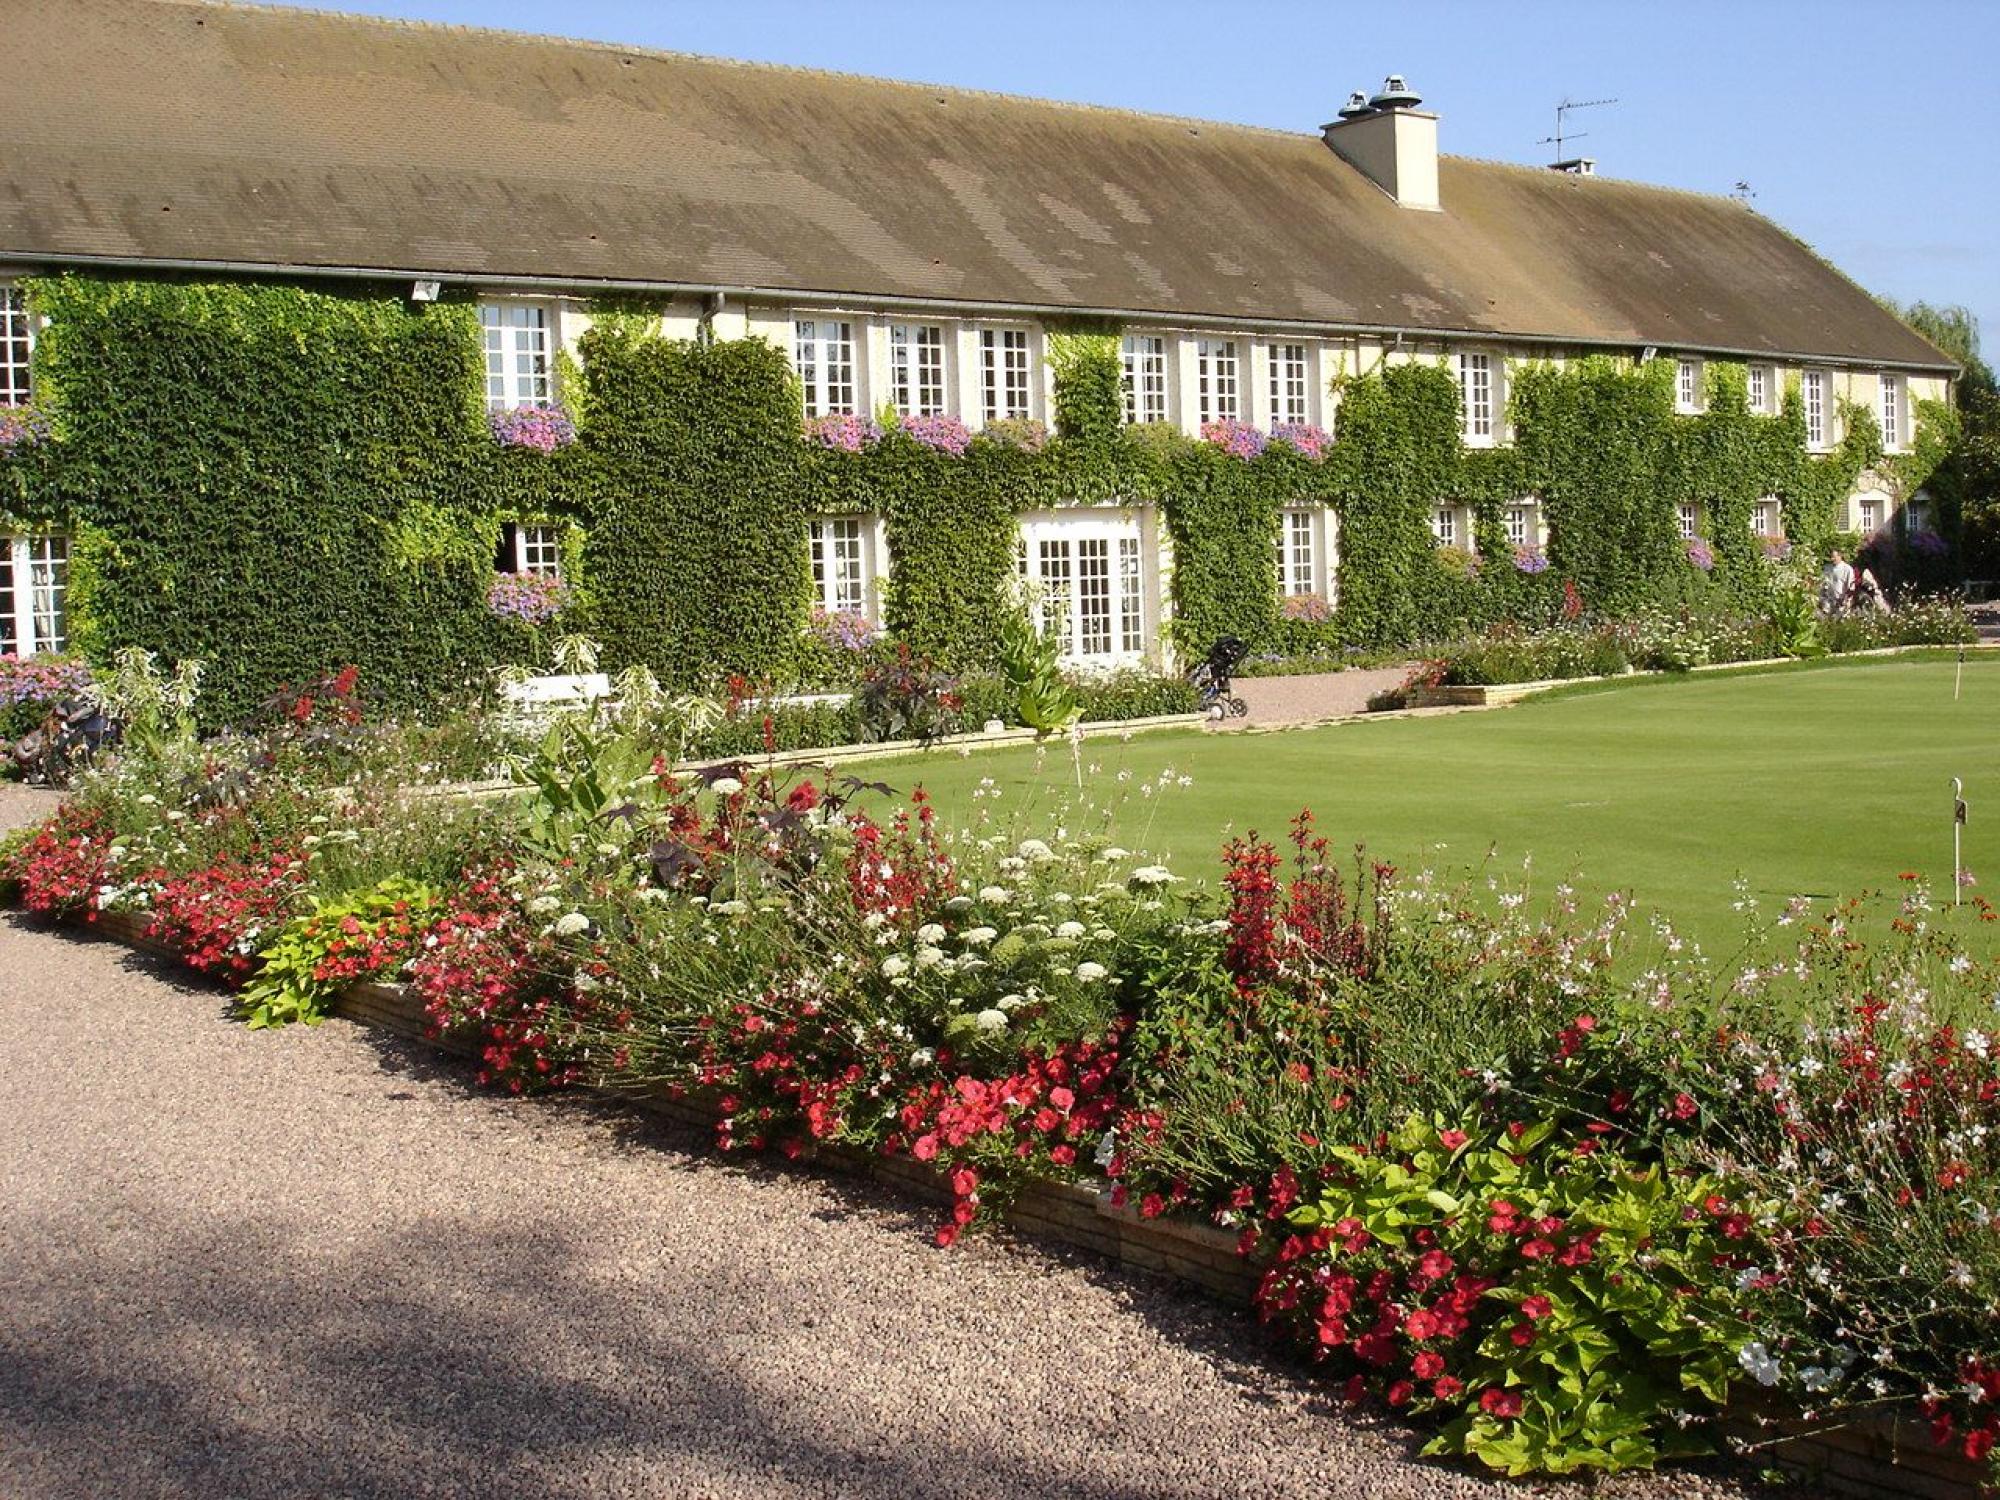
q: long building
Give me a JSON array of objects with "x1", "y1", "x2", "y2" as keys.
[{"x1": 0, "y1": 0, "x2": 1959, "y2": 668}]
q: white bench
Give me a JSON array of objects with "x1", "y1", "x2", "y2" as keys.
[{"x1": 500, "y1": 672, "x2": 612, "y2": 722}]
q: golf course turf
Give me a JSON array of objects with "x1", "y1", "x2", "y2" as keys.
[{"x1": 857, "y1": 652, "x2": 2000, "y2": 954}]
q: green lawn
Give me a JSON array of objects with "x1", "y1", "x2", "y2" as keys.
[{"x1": 852, "y1": 652, "x2": 2000, "y2": 953}]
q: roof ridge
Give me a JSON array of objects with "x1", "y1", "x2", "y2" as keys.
[
  {"x1": 169, "y1": 0, "x2": 1324, "y2": 145},
  {"x1": 1441, "y1": 149, "x2": 1758, "y2": 211}
]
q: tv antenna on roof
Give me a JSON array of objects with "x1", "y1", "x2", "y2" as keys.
[{"x1": 1538, "y1": 95, "x2": 1617, "y2": 167}]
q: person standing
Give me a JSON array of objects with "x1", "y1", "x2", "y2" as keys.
[{"x1": 1821, "y1": 549, "x2": 1856, "y2": 615}]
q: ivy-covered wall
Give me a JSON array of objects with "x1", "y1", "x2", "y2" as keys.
[{"x1": 0, "y1": 271, "x2": 1957, "y2": 719}]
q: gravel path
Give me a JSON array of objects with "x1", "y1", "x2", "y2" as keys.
[
  {"x1": 0, "y1": 785, "x2": 1757, "y2": 1499},
  {"x1": 1220, "y1": 668, "x2": 1414, "y2": 728}
]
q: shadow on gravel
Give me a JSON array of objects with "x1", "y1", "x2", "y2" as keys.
[{"x1": 0, "y1": 1196, "x2": 1217, "y2": 1500}]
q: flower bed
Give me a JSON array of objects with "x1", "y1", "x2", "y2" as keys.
[{"x1": 7, "y1": 661, "x2": 2000, "y2": 1489}]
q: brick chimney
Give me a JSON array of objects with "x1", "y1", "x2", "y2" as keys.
[{"x1": 1322, "y1": 75, "x2": 1440, "y2": 212}]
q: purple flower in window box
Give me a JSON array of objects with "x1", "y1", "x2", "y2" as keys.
[
  {"x1": 810, "y1": 606, "x2": 877, "y2": 653},
  {"x1": 1686, "y1": 537, "x2": 1715, "y2": 572},
  {"x1": 1513, "y1": 545, "x2": 1549, "y2": 575},
  {"x1": 1281, "y1": 593, "x2": 1332, "y2": 623},
  {"x1": 0, "y1": 406, "x2": 52, "y2": 451},
  {"x1": 895, "y1": 414, "x2": 971, "y2": 456},
  {"x1": 489, "y1": 404, "x2": 576, "y2": 453},
  {"x1": 1200, "y1": 419, "x2": 1267, "y2": 460},
  {"x1": 487, "y1": 571, "x2": 570, "y2": 626},
  {"x1": 803, "y1": 413, "x2": 883, "y2": 453},
  {"x1": 1269, "y1": 423, "x2": 1329, "y2": 460},
  {"x1": 0, "y1": 652, "x2": 90, "y2": 705}
]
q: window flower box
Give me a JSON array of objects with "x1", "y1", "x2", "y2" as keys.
[{"x1": 489, "y1": 404, "x2": 576, "y2": 453}]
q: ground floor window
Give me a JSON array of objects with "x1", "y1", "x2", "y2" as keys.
[
  {"x1": 1017, "y1": 512, "x2": 1145, "y2": 664},
  {"x1": 1751, "y1": 499, "x2": 1781, "y2": 537},
  {"x1": 1676, "y1": 503, "x2": 1701, "y2": 541},
  {"x1": 0, "y1": 533, "x2": 68, "y2": 656},
  {"x1": 808, "y1": 515, "x2": 877, "y2": 619},
  {"x1": 1431, "y1": 506, "x2": 1458, "y2": 548},
  {"x1": 1856, "y1": 496, "x2": 1885, "y2": 535}
]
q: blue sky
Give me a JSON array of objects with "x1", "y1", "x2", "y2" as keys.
[{"x1": 276, "y1": 0, "x2": 2000, "y2": 349}]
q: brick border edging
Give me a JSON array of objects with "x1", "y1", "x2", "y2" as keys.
[{"x1": 77, "y1": 911, "x2": 1983, "y2": 1498}]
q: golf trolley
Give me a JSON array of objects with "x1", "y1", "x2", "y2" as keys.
[{"x1": 1188, "y1": 636, "x2": 1249, "y2": 720}]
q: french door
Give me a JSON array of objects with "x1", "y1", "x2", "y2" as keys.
[{"x1": 1017, "y1": 512, "x2": 1146, "y2": 665}]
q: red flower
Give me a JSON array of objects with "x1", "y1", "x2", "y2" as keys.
[
  {"x1": 1385, "y1": 1380, "x2": 1414, "y2": 1407},
  {"x1": 1438, "y1": 1129, "x2": 1468, "y2": 1151},
  {"x1": 1479, "y1": 1388, "x2": 1524, "y2": 1420},
  {"x1": 1520, "y1": 1294, "x2": 1553, "y2": 1320},
  {"x1": 1411, "y1": 1352, "x2": 1445, "y2": 1379},
  {"x1": 1432, "y1": 1376, "x2": 1464, "y2": 1400},
  {"x1": 1519, "y1": 1238, "x2": 1556, "y2": 1260}
]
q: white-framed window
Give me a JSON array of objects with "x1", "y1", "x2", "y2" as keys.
[
  {"x1": 978, "y1": 327, "x2": 1033, "y2": 423},
  {"x1": 1879, "y1": 373, "x2": 1904, "y2": 451},
  {"x1": 1675, "y1": 358, "x2": 1703, "y2": 413},
  {"x1": 808, "y1": 516, "x2": 873, "y2": 617},
  {"x1": 1856, "y1": 496, "x2": 1884, "y2": 535},
  {"x1": 0, "y1": 286, "x2": 31, "y2": 406},
  {"x1": 1458, "y1": 352, "x2": 1495, "y2": 444},
  {"x1": 1906, "y1": 495, "x2": 1935, "y2": 535},
  {"x1": 1677, "y1": 502, "x2": 1700, "y2": 541},
  {"x1": 1747, "y1": 364, "x2": 1773, "y2": 415},
  {"x1": 1120, "y1": 333, "x2": 1168, "y2": 425},
  {"x1": 1277, "y1": 507, "x2": 1319, "y2": 597},
  {"x1": 1802, "y1": 370, "x2": 1830, "y2": 450},
  {"x1": 888, "y1": 322, "x2": 947, "y2": 418},
  {"x1": 0, "y1": 533, "x2": 68, "y2": 657},
  {"x1": 1432, "y1": 506, "x2": 1458, "y2": 547},
  {"x1": 1017, "y1": 511, "x2": 1146, "y2": 663},
  {"x1": 1752, "y1": 499, "x2": 1781, "y2": 537},
  {"x1": 507, "y1": 523, "x2": 562, "y2": 577},
  {"x1": 795, "y1": 318, "x2": 858, "y2": 417},
  {"x1": 1504, "y1": 504, "x2": 1532, "y2": 547},
  {"x1": 1268, "y1": 342, "x2": 1311, "y2": 426},
  {"x1": 480, "y1": 303, "x2": 552, "y2": 411},
  {"x1": 1195, "y1": 338, "x2": 1241, "y2": 425}
]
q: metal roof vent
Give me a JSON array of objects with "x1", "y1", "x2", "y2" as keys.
[
  {"x1": 1369, "y1": 75, "x2": 1422, "y2": 111},
  {"x1": 1336, "y1": 91, "x2": 1375, "y2": 120}
]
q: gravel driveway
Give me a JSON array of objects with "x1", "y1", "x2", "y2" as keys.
[{"x1": 0, "y1": 783, "x2": 1757, "y2": 1499}]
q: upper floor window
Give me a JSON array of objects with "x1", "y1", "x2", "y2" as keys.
[
  {"x1": 480, "y1": 303, "x2": 551, "y2": 411},
  {"x1": 888, "y1": 323, "x2": 947, "y2": 418},
  {"x1": 0, "y1": 533, "x2": 67, "y2": 656},
  {"x1": 979, "y1": 328, "x2": 1033, "y2": 423},
  {"x1": 1121, "y1": 334, "x2": 1169, "y2": 425},
  {"x1": 501, "y1": 522, "x2": 561, "y2": 577},
  {"x1": 1195, "y1": 338, "x2": 1241, "y2": 425},
  {"x1": 1458, "y1": 352, "x2": 1495, "y2": 444},
  {"x1": 1802, "y1": 370, "x2": 1831, "y2": 449},
  {"x1": 0, "y1": 287, "x2": 31, "y2": 406},
  {"x1": 1277, "y1": 507, "x2": 1318, "y2": 598},
  {"x1": 1269, "y1": 343, "x2": 1310, "y2": 426},
  {"x1": 795, "y1": 318, "x2": 858, "y2": 417},
  {"x1": 1675, "y1": 358, "x2": 1703, "y2": 413},
  {"x1": 808, "y1": 515, "x2": 873, "y2": 618},
  {"x1": 1747, "y1": 364, "x2": 1773, "y2": 415},
  {"x1": 1879, "y1": 373, "x2": 1905, "y2": 450}
]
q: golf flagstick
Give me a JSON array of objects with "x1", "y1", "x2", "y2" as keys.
[
  {"x1": 1957, "y1": 643, "x2": 1965, "y2": 702},
  {"x1": 1954, "y1": 777, "x2": 1968, "y2": 907}
]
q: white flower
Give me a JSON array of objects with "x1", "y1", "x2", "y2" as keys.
[
  {"x1": 710, "y1": 776, "x2": 744, "y2": 796},
  {"x1": 527, "y1": 894, "x2": 561, "y2": 915},
  {"x1": 1130, "y1": 865, "x2": 1177, "y2": 887},
  {"x1": 974, "y1": 1008, "x2": 1010, "y2": 1032},
  {"x1": 1095, "y1": 846, "x2": 1131, "y2": 863},
  {"x1": 1074, "y1": 961, "x2": 1108, "y2": 982},
  {"x1": 862, "y1": 911, "x2": 889, "y2": 930},
  {"x1": 1016, "y1": 838, "x2": 1056, "y2": 863},
  {"x1": 961, "y1": 926, "x2": 998, "y2": 948},
  {"x1": 552, "y1": 912, "x2": 590, "y2": 937},
  {"x1": 910, "y1": 1047, "x2": 935, "y2": 1067},
  {"x1": 714, "y1": 899, "x2": 749, "y2": 916},
  {"x1": 997, "y1": 992, "x2": 1027, "y2": 1011},
  {"x1": 1094, "y1": 1130, "x2": 1118, "y2": 1167},
  {"x1": 1055, "y1": 920, "x2": 1086, "y2": 940},
  {"x1": 914, "y1": 944, "x2": 945, "y2": 970},
  {"x1": 1738, "y1": 1342, "x2": 1781, "y2": 1387},
  {"x1": 916, "y1": 923, "x2": 947, "y2": 944},
  {"x1": 880, "y1": 955, "x2": 910, "y2": 978},
  {"x1": 945, "y1": 895, "x2": 974, "y2": 912},
  {"x1": 979, "y1": 885, "x2": 1012, "y2": 904}
]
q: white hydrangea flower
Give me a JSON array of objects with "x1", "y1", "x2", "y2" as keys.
[
  {"x1": 979, "y1": 885, "x2": 1012, "y2": 904},
  {"x1": 914, "y1": 945, "x2": 945, "y2": 970},
  {"x1": 880, "y1": 955, "x2": 910, "y2": 978},
  {"x1": 916, "y1": 923, "x2": 947, "y2": 944},
  {"x1": 1074, "y1": 961, "x2": 1108, "y2": 982},
  {"x1": 1130, "y1": 866, "x2": 1177, "y2": 887},
  {"x1": 552, "y1": 912, "x2": 590, "y2": 937},
  {"x1": 962, "y1": 926, "x2": 998, "y2": 948},
  {"x1": 1055, "y1": 920, "x2": 1086, "y2": 940},
  {"x1": 710, "y1": 776, "x2": 744, "y2": 796},
  {"x1": 975, "y1": 1008, "x2": 1009, "y2": 1032}
]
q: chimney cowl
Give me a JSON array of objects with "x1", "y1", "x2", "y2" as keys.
[
  {"x1": 1336, "y1": 90, "x2": 1375, "y2": 120},
  {"x1": 1369, "y1": 74, "x2": 1422, "y2": 110}
]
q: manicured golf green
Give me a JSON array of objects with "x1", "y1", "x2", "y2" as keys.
[{"x1": 855, "y1": 652, "x2": 2000, "y2": 953}]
